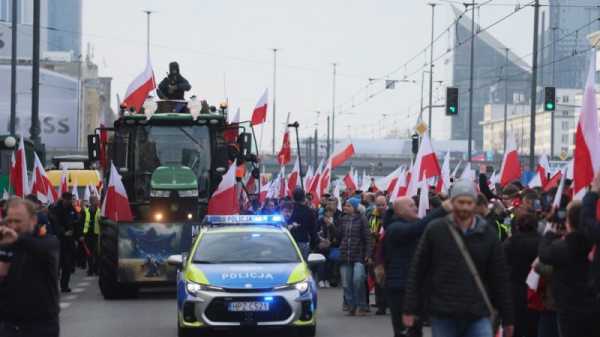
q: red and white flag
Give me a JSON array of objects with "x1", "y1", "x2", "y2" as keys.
[
  {"x1": 30, "y1": 152, "x2": 57, "y2": 203},
  {"x1": 389, "y1": 168, "x2": 407, "y2": 203},
  {"x1": 9, "y1": 136, "x2": 29, "y2": 198},
  {"x1": 499, "y1": 132, "x2": 521, "y2": 187},
  {"x1": 303, "y1": 165, "x2": 314, "y2": 192},
  {"x1": 319, "y1": 159, "x2": 332, "y2": 197},
  {"x1": 259, "y1": 179, "x2": 271, "y2": 205},
  {"x1": 360, "y1": 170, "x2": 370, "y2": 192},
  {"x1": 528, "y1": 154, "x2": 550, "y2": 188},
  {"x1": 543, "y1": 170, "x2": 563, "y2": 193},
  {"x1": 122, "y1": 57, "x2": 156, "y2": 113},
  {"x1": 277, "y1": 117, "x2": 292, "y2": 165},
  {"x1": 309, "y1": 160, "x2": 324, "y2": 207},
  {"x1": 436, "y1": 152, "x2": 451, "y2": 194},
  {"x1": 407, "y1": 134, "x2": 441, "y2": 197},
  {"x1": 251, "y1": 89, "x2": 269, "y2": 126},
  {"x1": 287, "y1": 158, "x2": 301, "y2": 196},
  {"x1": 343, "y1": 169, "x2": 357, "y2": 192},
  {"x1": 376, "y1": 165, "x2": 403, "y2": 193},
  {"x1": 573, "y1": 52, "x2": 600, "y2": 199},
  {"x1": 278, "y1": 166, "x2": 287, "y2": 199},
  {"x1": 331, "y1": 143, "x2": 355, "y2": 169},
  {"x1": 224, "y1": 108, "x2": 241, "y2": 143},
  {"x1": 553, "y1": 162, "x2": 570, "y2": 207},
  {"x1": 208, "y1": 160, "x2": 239, "y2": 215},
  {"x1": 58, "y1": 169, "x2": 69, "y2": 196},
  {"x1": 101, "y1": 163, "x2": 134, "y2": 221}
]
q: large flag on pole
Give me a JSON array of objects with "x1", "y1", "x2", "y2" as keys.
[
  {"x1": 251, "y1": 89, "x2": 269, "y2": 126},
  {"x1": 287, "y1": 158, "x2": 300, "y2": 196},
  {"x1": 101, "y1": 163, "x2": 134, "y2": 221},
  {"x1": 573, "y1": 51, "x2": 600, "y2": 199},
  {"x1": 122, "y1": 56, "x2": 156, "y2": 112},
  {"x1": 10, "y1": 136, "x2": 29, "y2": 198},
  {"x1": 407, "y1": 134, "x2": 441, "y2": 197},
  {"x1": 330, "y1": 143, "x2": 355, "y2": 169},
  {"x1": 529, "y1": 154, "x2": 550, "y2": 188},
  {"x1": 499, "y1": 132, "x2": 521, "y2": 187},
  {"x1": 277, "y1": 114, "x2": 292, "y2": 165},
  {"x1": 30, "y1": 152, "x2": 57, "y2": 203},
  {"x1": 436, "y1": 152, "x2": 451, "y2": 194}
]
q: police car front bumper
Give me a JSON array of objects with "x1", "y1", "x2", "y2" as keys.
[{"x1": 179, "y1": 287, "x2": 316, "y2": 328}]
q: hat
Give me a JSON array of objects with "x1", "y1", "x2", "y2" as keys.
[
  {"x1": 450, "y1": 179, "x2": 477, "y2": 200},
  {"x1": 292, "y1": 188, "x2": 306, "y2": 203},
  {"x1": 346, "y1": 197, "x2": 361, "y2": 210}
]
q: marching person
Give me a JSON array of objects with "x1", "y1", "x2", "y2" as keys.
[
  {"x1": 0, "y1": 198, "x2": 60, "y2": 337},
  {"x1": 367, "y1": 195, "x2": 388, "y2": 315},
  {"x1": 49, "y1": 192, "x2": 80, "y2": 293},
  {"x1": 82, "y1": 195, "x2": 101, "y2": 276},
  {"x1": 383, "y1": 196, "x2": 451, "y2": 337},
  {"x1": 338, "y1": 197, "x2": 373, "y2": 316},
  {"x1": 403, "y1": 180, "x2": 514, "y2": 337}
]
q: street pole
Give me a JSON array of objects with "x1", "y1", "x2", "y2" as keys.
[
  {"x1": 144, "y1": 10, "x2": 153, "y2": 56},
  {"x1": 467, "y1": 0, "x2": 476, "y2": 162},
  {"x1": 419, "y1": 70, "x2": 426, "y2": 121},
  {"x1": 288, "y1": 121, "x2": 304, "y2": 191},
  {"x1": 326, "y1": 116, "x2": 331, "y2": 158},
  {"x1": 503, "y1": 48, "x2": 509, "y2": 153},
  {"x1": 272, "y1": 49, "x2": 278, "y2": 156},
  {"x1": 313, "y1": 128, "x2": 318, "y2": 168},
  {"x1": 428, "y1": 3, "x2": 436, "y2": 138},
  {"x1": 9, "y1": 0, "x2": 17, "y2": 136},
  {"x1": 30, "y1": 0, "x2": 41, "y2": 149},
  {"x1": 529, "y1": 0, "x2": 540, "y2": 171},
  {"x1": 551, "y1": 26, "x2": 558, "y2": 159},
  {"x1": 331, "y1": 63, "x2": 337, "y2": 152}
]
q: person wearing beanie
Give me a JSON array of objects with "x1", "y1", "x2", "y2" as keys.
[
  {"x1": 403, "y1": 179, "x2": 515, "y2": 337},
  {"x1": 338, "y1": 198, "x2": 372, "y2": 316}
]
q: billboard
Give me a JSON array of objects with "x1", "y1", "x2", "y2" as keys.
[{"x1": 0, "y1": 65, "x2": 79, "y2": 150}]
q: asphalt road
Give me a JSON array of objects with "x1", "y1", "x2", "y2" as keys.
[{"x1": 59, "y1": 270, "x2": 432, "y2": 337}]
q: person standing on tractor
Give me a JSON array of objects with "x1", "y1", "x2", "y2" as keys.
[
  {"x1": 157, "y1": 61, "x2": 191, "y2": 100},
  {"x1": 82, "y1": 195, "x2": 101, "y2": 276}
]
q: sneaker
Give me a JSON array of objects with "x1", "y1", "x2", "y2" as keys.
[
  {"x1": 375, "y1": 309, "x2": 386, "y2": 316},
  {"x1": 318, "y1": 281, "x2": 325, "y2": 288}
]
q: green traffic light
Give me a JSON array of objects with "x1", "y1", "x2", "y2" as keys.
[
  {"x1": 545, "y1": 102, "x2": 555, "y2": 110},
  {"x1": 449, "y1": 106, "x2": 456, "y2": 113}
]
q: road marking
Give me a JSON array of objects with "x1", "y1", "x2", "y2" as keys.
[
  {"x1": 77, "y1": 281, "x2": 91, "y2": 287},
  {"x1": 71, "y1": 288, "x2": 85, "y2": 293},
  {"x1": 63, "y1": 295, "x2": 78, "y2": 301},
  {"x1": 59, "y1": 302, "x2": 71, "y2": 309},
  {"x1": 84, "y1": 276, "x2": 96, "y2": 281}
]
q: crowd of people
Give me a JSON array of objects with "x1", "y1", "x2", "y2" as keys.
[{"x1": 253, "y1": 170, "x2": 600, "y2": 337}]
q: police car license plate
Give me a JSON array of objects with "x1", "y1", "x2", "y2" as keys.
[{"x1": 228, "y1": 301, "x2": 270, "y2": 312}]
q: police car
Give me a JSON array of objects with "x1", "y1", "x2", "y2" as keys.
[{"x1": 168, "y1": 215, "x2": 325, "y2": 337}]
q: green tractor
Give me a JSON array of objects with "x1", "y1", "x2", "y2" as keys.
[
  {"x1": 90, "y1": 100, "x2": 258, "y2": 299},
  {"x1": 0, "y1": 135, "x2": 37, "y2": 195}
]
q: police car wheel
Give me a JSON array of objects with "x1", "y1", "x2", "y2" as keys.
[{"x1": 296, "y1": 325, "x2": 316, "y2": 337}]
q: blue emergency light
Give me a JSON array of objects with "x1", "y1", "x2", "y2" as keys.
[{"x1": 203, "y1": 215, "x2": 285, "y2": 226}]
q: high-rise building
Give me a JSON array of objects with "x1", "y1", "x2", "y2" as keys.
[
  {"x1": 447, "y1": 6, "x2": 532, "y2": 148},
  {"x1": 46, "y1": 0, "x2": 81, "y2": 56},
  {"x1": 544, "y1": 0, "x2": 600, "y2": 88}
]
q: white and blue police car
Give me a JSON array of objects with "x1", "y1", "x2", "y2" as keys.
[{"x1": 168, "y1": 215, "x2": 325, "y2": 337}]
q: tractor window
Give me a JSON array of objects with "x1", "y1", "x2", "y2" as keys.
[
  {"x1": 135, "y1": 125, "x2": 211, "y2": 177},
  {"x1": 0, "y1": 150, "x2": 10, "y2": 175}
]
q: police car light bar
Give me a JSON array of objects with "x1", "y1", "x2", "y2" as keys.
[{"x1": 204, "y1": 215, "x2": 285, "y2": 226}]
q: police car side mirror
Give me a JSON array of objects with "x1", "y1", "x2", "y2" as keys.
[
  {"x1": 307, "y1": 253, "x2": 326, "y2": 265},
  {"x1": 167, "y1": 254, "x2": 184, "y2": 268}
]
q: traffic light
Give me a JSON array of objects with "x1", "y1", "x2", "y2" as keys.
[
  {"x1": 446, "y1": 87, "x2": 459, "y2": 115},
  {"x1": 411, "y1": 133, "x2": 419, "y2": 155},
  {"x1": 544, "y1": 87, "x2": 556, "y2": 111}
]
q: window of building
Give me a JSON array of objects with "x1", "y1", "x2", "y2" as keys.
[
  {"x1": 562, "y1": 121, "x2": 570, "y2": 130},
  {"x1": 562, "y1": 135, "x2": 569, "y2": 144},
  {"x1": 562, "y1": 96, "x2": 569, "y2": 103},
  {"x1": 562, "y1": 110, "x2": 569, "y2": 116}
]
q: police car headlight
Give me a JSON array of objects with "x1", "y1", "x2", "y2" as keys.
[
  {"x1": 179, "y1": 190, "x2": 198, "y2": 197},
  {"x1": 151, "y1": 190, "x2": 171, "y2": 198},
  {"x1": 294, "y1": 281, "x2": 310, "y2": 294},
  {"x1": 186, "y1": 281, "x2": 224, "y2": 296}
]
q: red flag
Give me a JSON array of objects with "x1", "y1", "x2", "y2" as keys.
[
  {"x1": 30, "y1": 152, "x2": 56, "y2": 203},
  {"x1": 406, "y1": 134, "x2": 441, "y2": 197},
  {"x1": 343, "y1": 171, "x2": 357, "y2": 192},
  {"x1": 207, "y1": 161, "x2": 239, "y2": 215},
  {"x1": 574, "y1": 53, "x2": 600, "y2": 199},
  {"x1": 499, "y1": 133, "x2": 521, "y2": 187},
  {"x1": 287, "y1": 158, "x2": 300, "y2": 197},
  {"x1": 58, "y1": 170, "x2": 69, "y2": 197},
  {"x1": 319, "y1": 161, "x2": 332, "y2": 197},
  {"x1": 122, "y1": 57, "x2": 156, "y2": 113},
  {"x1": 101, "y1": 163, "x2": 134, "y2": 221},
  {"x1": 309, "y1": 160, "x2": 324, "y2": 207},
  {"x1": 277, "y1": 130, "x2": 292, "y2": 165},
  {"x1": 543, "y1": 171, "x2": 563, "y2": 193},
  {"x1": 259, "y1": 179, "x2": 270, "y2": 205},
  {"x1": 331, "y1": 144, "x2": 355, "y2": 169},
  {"x1": 251, "y1": 89, "x2": 268, "y2": 126},
  {"x1": 10, "y1": 136, "x2": 29, "y2": 198}
]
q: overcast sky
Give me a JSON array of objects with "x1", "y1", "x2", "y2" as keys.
[{"x1": 82, "y1": 0, "x2": 536, "y2": 151}]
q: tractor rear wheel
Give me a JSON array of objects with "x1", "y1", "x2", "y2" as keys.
[{"x1": 98, "y1": 221, "x2": 138, "y2": 299}]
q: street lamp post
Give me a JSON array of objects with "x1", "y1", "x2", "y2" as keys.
[{"x1": 428, "y1": 3, "x2": 436, "y2": 138}]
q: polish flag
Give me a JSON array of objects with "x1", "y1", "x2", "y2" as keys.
[
  {"x1": 332, "y1": 181, "x2": 342, "y2": 211},
  {"x1": 303, "y1": 166, "x2": 314, "y2": 192},
  {"x1": 573, "y1": 52, "x2": 600, "y2": 199},
  {"x1": 360, "y1": 170, "x2": 370, "y2": 192},
  {"x1": 101, "y1": 163, "x2": 134, "y2": 221},
  {"x1": 376, "y1": 165, "x2": 403, "y2": 193},
  {"x1": 30, "y1": 152, "x2": 57, "y2": 203},
  {"x1": 417, "y1": 177, "x2": 429, "y2": 218},
  {"x1": 9, "y1": 136, "x2": 29, "y2": 198},
  {"x1": 251, "y1": 89, "x2": 269, "y2": 126},
  {"x1": 267, "y1": 173, "x2": 281, "y2": 200},
  {"x1": 208, "y1": 160, "x2": 239, "y2": 215},
  {"x1": 407, "y1": 134, "x2": 441, "y2": 197},
  {"x1": 331, "y1": 143, "x2": 355, "y2": 169},
  {"x1": 122, "y1": 57, "x2": 156, "y2": 113},
  {"x1": 278, "y1": 166, "x2": 286, "y2": 199},
  {"x1": 277, "y1": 129, "x2": 292, "y2": 165},
  {"x1": 528, "y1": 154, "x2": 550, "y2": 188},
  {"x1": 552, "y1": 163, "x2": 569, "y2": 208},
  {"x1": 389, "y1": 168, "x2": 407, "y2": 203},
  {"x1": 259, "y1": 179, "x2": 271, "y2": 205},
  {"x1": 287, "y1": 158, "x2": 300, "y2": 196},
  {"x1": 543, "y1": 170, "x2": 563, "y2": 193},
  {"x1": 436, "y1": 152, "x2": 451, "y2": 194},
  {"x1": 343, "y1": 170, "x2": 357, "y2": 192},
  {"x1": 224, "y1": 108, "x2": 241, "y2": 143},
  {"x1": 309, "y1": 160, "x2": 324, "y2": 207},
  {"x1": 319, "y1": 160, "x2": 332, "y2": 197},
  {"x1": 499, "y1": 132, "x2": 521, "y2": 187},
  {"x1": 58, "y1": 169, "x2": 69, "y2": 196}
]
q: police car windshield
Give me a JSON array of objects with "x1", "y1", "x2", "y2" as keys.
[{"x1": 193, "y1": 232, "x2": 300, "y2": 264}]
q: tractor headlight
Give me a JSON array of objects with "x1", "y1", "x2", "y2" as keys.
[
  {"x1": 178, "y1": 190, "x2": 198, "y2": 197},
  {"x1": 150, "y1": 190, "x2": 171, "y2": 198}
]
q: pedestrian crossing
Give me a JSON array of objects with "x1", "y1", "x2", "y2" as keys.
[{"x1": 59, "y1": 275, "x2": 95, "y2": 310}]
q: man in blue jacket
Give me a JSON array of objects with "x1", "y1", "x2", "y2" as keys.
[{"x1": 383, "y1": 196, "x2": 451, "y2": 337}]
